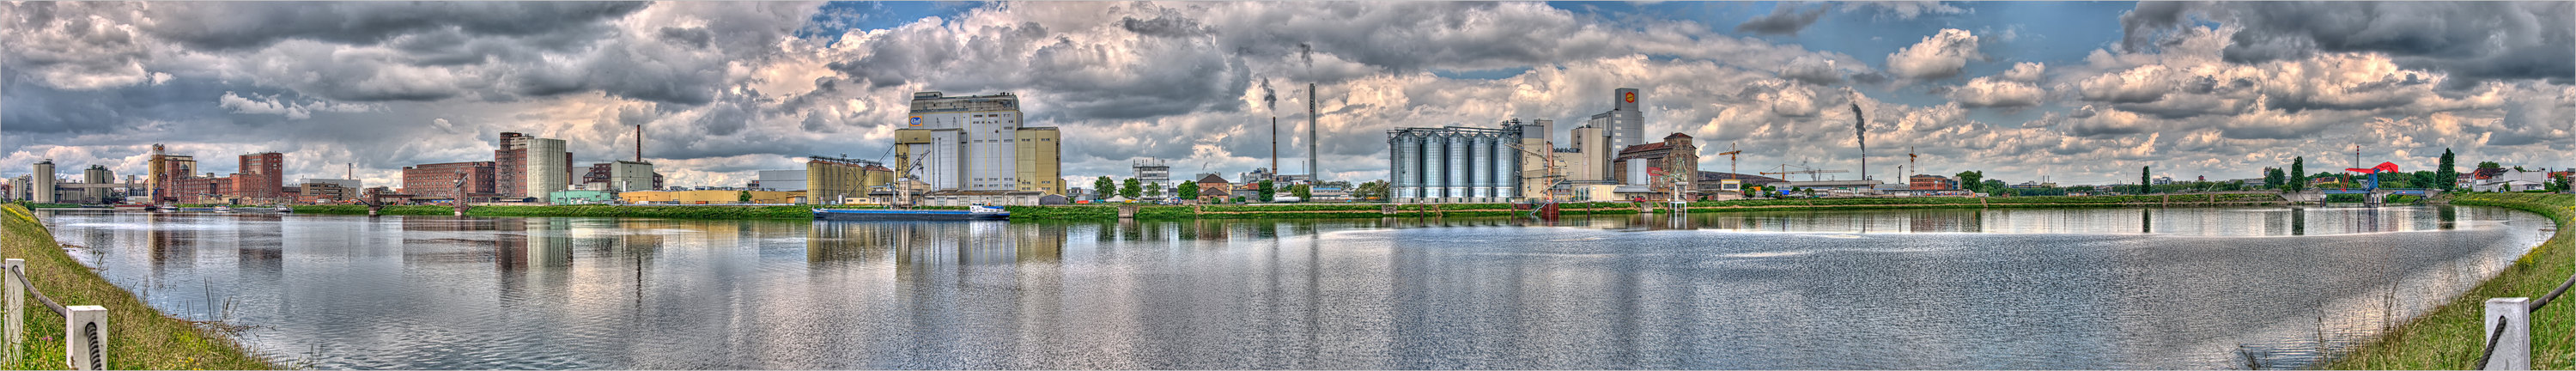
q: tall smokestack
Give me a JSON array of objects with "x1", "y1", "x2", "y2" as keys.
[
  {"x1": 1270, "y1": 116, "x2": 1279, "y2": 181},
  {"x1": 635, "y1": 125, "x2": 643, "y2": 162},
  {"x1": 1851, "y1": 103, "x2": 1866, "y2": 181},
  {"x1": 346, "y1": 163, "x2": 353, "y2": 179},
  {"x1": 1309, "y1": 83, "x2": 1319, "y2": 181}
]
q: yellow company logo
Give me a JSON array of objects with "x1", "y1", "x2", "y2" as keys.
[{"x1": 1623, "y1": 91, "x2": 1636, "y2": 103}]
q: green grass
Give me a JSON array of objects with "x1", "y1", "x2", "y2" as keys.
[
  {"x1": 12, "y1": 204, "x2": 78, "y2": 210},
  {"x1": 292, "y1": 204, "x2": 892, "y2": 219},
  {"x1": 2324, "y1": 192, "x2": 2575, "y2": 369},
  {"x1": 0, "y1": 204, "x2": 273, "y2": 370}
]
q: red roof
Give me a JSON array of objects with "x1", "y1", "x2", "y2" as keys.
[{"x1": 1663, "y1": 132, "x2": 1692, "y2": 140}]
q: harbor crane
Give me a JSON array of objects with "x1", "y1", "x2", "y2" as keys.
[{"x1": 1761, "y1": 163, "x2": 1848, "y2": 181}]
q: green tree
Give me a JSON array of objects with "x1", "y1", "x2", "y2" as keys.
[
  {"x1": 1176, "y1": 180, "x2": 1199, "y2": 200},
  {"x1": 2437, "y1": 149, "x2": 2458, "y2": 191},
  {"x1": 738, "y1": 191, "x2": 751, "y2": 202},
  {"x1": 2264, "y1": 167, "x2": 2285, "y2": 188},
  {"x1": 1257, "y1": 180, "x2": 1276, "y2": 202},
  {"x1": 1120, "y1": 178, "x2": 1142, "y2": 199},
  {"x1": 2140, "y1": 166, "x2": 2152, "y2": 194},
  {"x1": 1145, "y1": 182, "x2": 1163, "y2": 198},
  {"x1": 2288, "y1": 157, "x2": 2306, "y2": 192},
  {"x1": 1953, "y1": 171, "x2": 1984, "y2": 192},
  {"x1": 1982, "y1": 179, "x2": 2008, "y2": 194},
  {"x1": 1092, "y1": 176, "x2": 1115, "y2": 201},
  {"x1": 1290, "y1": 185, "x2": 1311, "y2": 200},
  {"x1": 1352, "y1": 179, "x2": 1388, "y2": 201}
]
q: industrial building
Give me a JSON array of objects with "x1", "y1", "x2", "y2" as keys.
[
  {"x1": 803, "y1": 155, "x2": 894, "y2": 204},
  {"x1": 753, "y1": 169, "x2": 806, "y2": 192},
  {"x1": 402, "y1": 161, "x2": 498, "y2": 201},
  {"x1": 1609, "y1": 133, "x2": 1700, "y2": 201},
  {"x1": 1910, "y1": 174, "x2": 1959, "y2": 190},
  {"x1": 580, "y1": 162, "x2": 663, "y2": 192},
  {"x1": 497, "y1": 132, "x2": 574, "y2": 200},
  {"x1": 520, "y1": 137, "x2": 572, "y2": 199},
  {"x1": 30, "y1": 160, "x2": 54, "y2": 203},
  {"x1": 146, "y1": 144, "x2": 196, "y2": 204},
  {"x1": 1588, "y1": 88, "x2": 1647, "y2": 148},
  {"x1": 890, "y1": 91, "x2": 1064, "y2": 196},
  {"x1": 1133, "y1": 158, "x2": 1170, "y2": 188},
  {"x1": 619, "y1": 190, "x2": 804, "y2": 204},
  {"x1": 232, "y1": 152, "x2": 286, "y2": 202},
  {"x1": 1386, "y1": 121, "x2": 1538, "y2": 204}
]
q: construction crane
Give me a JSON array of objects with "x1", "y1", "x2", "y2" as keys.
[{"x1": 1716, "y1": 143, "x2": 1742, "y2": 181}]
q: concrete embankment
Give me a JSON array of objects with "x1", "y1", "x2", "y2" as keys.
[
  {"x1": 0, "y1": 204, "x2": 272, "y2": 369},
  {"x1": 2325, "y1": 192, "x2": 2573, "y2": 368}
]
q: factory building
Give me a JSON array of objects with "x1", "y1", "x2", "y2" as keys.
[
  {"x1": 891, "y1": 92, "x2": 1064, "y2": 196},
  {"x1": 81, "y1": 165, "x2": 112, "y2": 203},
  {"x1": 232, "y1": 152, "x2": 286, "y2": 201},
  {"x1": 1386, "y1": 120, "x2": 1542, "y2": 203},
  {"x1": 1133, "y1": 158, "x2": 1170, "y2": 189},
  {"x1": 1609, "y1": 133, "x2": 1700, "y2": 202},
  {"x1": 804, "y1": 155, "x2": 893, "y2": 204},
  {"x1": 1588, "y1": 88, "x2": 1647, "y2": 148},
  {"x1": 30, "y1": 160, "x2": 54, "y2": 204},
  {"x1": 526, "y1": 137, "x2": 571, "y2": 198},
  {"x1": 402, "y1": 161, "x2": 498, "y2": 201},
  {"x1": 605, "y1": 161, "x2": 655, "y2": 192},
  {"x1": 146, "y1": 144, "x2": 196, "y2": 204}
]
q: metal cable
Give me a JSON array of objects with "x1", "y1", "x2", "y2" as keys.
[
  {"x1": 2530, "y1": 273, "x2": 2576, "y2": 312},
  {"x1": 9, "y1": 267, "x2": 64, "y2": 316},
  {"x1": 2476, "y1": 316, "x2": 2508, "y2": 370}
]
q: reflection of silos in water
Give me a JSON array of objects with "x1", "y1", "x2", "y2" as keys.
[{"x1": 529, "y1": 218, "x2": 573, "y2": 268}]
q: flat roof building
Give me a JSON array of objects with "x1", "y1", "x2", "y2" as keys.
[{"x1": 891, "y1": 92, "x2": 1064, "y2": 195}]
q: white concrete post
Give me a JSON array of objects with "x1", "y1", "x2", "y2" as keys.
[
  {"x1": 3, "y1": 258, "x2": 21, "y2": 362},
  {"x1": 2485, "y1": 297, "x2": 2530, "y2": 370},
  {"x1": 64, "y1": 306, "x2": 104, "y2": 370}
]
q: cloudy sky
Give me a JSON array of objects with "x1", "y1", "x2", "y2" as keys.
[{"x1": 3, "y1": 1, "x2": 2569, "y2": 189}]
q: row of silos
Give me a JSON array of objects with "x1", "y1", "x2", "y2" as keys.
[{"x1": 1386, "y1": 127, "x2": 1520, "y2": 202}]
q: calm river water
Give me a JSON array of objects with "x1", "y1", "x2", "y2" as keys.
[{"x1": 30, "y1": 205, "x2": 2551, "y2": 369}]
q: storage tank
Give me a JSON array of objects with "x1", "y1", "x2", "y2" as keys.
[
  {"x1": 1389, "y1": 134, "x2": 1414, "y2": 199},
  {"x1": 1424, "y1": 134, "x2": 1445, "y2": 198},
  {"x1": 1453, "y1": 133, "x2": 1473, "y2": 197}
]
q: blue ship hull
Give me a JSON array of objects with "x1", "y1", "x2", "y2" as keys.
[{"x1": 813, "y1": 209, "x2": 1009, "y2": 221}]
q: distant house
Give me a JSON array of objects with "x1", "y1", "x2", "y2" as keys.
[
  {"x1": 1194, "y1": 174, "x2": 1231, "y2": 203},
  {"x1": 2470, "y1": 168, "x2": 2553, "y2": 192}
]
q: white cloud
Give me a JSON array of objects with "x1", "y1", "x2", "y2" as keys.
[{"x1": 1886, "y1": 28, "x2": 1982, "y2": 80}]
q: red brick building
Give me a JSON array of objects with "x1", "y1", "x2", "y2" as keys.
[
  {"x1": 230, "y1": 152, "x2": 286, "y2": 201},
  {"x1": 1910, "y1": 174, "x2": 1958, "y2": 190},
  {"x1": 403, "y1": 161, "x2": 498, "y2": 202},
  {"x1": 173, "y1": 175, "x2": 231, "y2": 204}
]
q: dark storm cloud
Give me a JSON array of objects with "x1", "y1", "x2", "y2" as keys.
[
  {"x1": 140, "y1": 2, "x2": 647, "y2": 50},
  {"x1": 2121, "y1": 2, "x2": 2574, "y2": 86},
  {"x1": 1735, "y1": 3, "x2": 1830, "y2": 36},
  {"x1": 1119, "y1": 15, "x2": 1212, "y2": 38}
]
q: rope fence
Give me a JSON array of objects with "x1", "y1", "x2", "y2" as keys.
[
  {"x1": 3, "y1": 258, "x2": 108, "y2": 370},
  {"x1": 2474, "y1": 271, "x2": 2575, "y2": 370}
]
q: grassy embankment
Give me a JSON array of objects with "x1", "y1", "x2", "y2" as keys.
[
  {"x1": 0, "y1": 204, "x2": 271, "y2": 370},
  {"x1": 1656, "y1": 193, "x2": 2287, "y2": 212},
  {"x1": 2324, "y1": 192, "x2": 2574, "y2": 369}
]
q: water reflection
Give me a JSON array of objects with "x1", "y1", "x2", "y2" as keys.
[{"x1": 26, "y1": 205, "x2": 2555, "y2": 369}]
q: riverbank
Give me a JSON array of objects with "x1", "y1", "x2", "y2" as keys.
[
  {"x1": 0, "y1": 204, "x2": 272, "y2": 369},
  {"x1": 285, "y1": 194, "x2": 2294, "y2": 221},
  {"x1": 2325, "y1": 192, "x2": 2573, "y2": 369}
]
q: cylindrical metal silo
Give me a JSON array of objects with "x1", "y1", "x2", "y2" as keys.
[
  {"x1": 1490, "y1": 134, "x2": 1511, "y2": 199},
  {"x1": 1424, "y1": 133, "x2": 1445, "y2": 199},
  {"x1": 1446, "y1": 134, "x2": 1467, "y2": 198}
]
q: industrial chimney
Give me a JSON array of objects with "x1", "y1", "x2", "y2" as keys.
[{"x1": 1309, "y1": 83, "x2": 1320, "y2": 181}]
